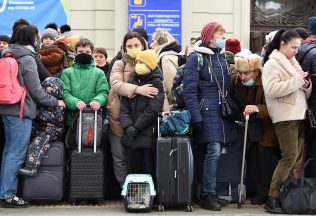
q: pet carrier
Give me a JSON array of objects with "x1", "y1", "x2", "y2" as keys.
[{"x1": 121, "y1": 174, "x2": 156, "y2": 213}]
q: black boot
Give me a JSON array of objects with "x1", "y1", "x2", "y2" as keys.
[
  {"x1": 18, "y1": 166, "x2": 37, "y2": 176},
  {"x1": 251, "y1": 194, "x2": 267, "y2": 205},
  {"x1": 264, "y1": 196, "x2": 283, "y2": 214},
  {"x1": 215, "y1": 194, "x2": 229, "y2": 207},
  {"x1": 200, "y1": 193, "x2": 221, "y2": 211}
]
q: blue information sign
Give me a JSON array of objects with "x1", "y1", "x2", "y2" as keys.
[
  {"x1": 128, "y1": 0, "x2": 182, "y2": 45},
  {"x1": 0, "y1": 0, "x2": 68, "y2": 35}
]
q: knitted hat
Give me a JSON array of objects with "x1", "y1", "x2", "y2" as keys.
[
  {"x1": 308, "y1": 17, "x2": 316, "y2": 35},
  {"x1": 42, "y1": 28, "x2": 59, "y2": 39},
  {"x1": 201, "y1": 21, "x2": 221, "y2": 45},
  {"x1": 225, "y1": 39, "x2": 241, "y2": 55},
  {"x1": 0, "y1": 35, "x2": 10, "y2": 43},
  {"x1": 41, "y1": 32, "x2": 56, "y2": 42},
  {"x1": 235, "y1": 53, "x2": 261, "y2": 72},
  {"x1": 136, "y1": 50, "x2": 158, "y2": 70}
]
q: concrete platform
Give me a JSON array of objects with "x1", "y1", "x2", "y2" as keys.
[{"x1": 0, "y1": 200, "x2": 284, "y2": 216}]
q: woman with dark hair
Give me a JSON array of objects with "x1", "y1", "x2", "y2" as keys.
[
  {"x1": 106, "y1": 31, "x2": 162, "y2": 187},
  {"x1": 262, "y1": 29, "x2": 311, "y2": 213},
  {"x1": 0, "y1": 24, "x2": 65, "y2": 208},
  {"x1": 11, "y1": 20, "x2": 51, "y2": 82}
]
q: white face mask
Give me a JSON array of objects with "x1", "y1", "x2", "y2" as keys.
[{"x1": 242, "y1": 79, "x2": 255, "y2": 87}]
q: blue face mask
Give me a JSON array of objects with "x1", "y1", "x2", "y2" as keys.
[
  {"x1": 242, "y1": 79, "x2": 255, "y2": 87},
  {"x1": 215, "y1": 39, "x2": 226, "y2": 50}
]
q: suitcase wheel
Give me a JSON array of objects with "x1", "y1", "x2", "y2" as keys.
[
  {"x1": 70, "y1": 199, "x2": 78, "y2": 206},
  {"x1": 158, "y1": 204, "x2": 164, "y2": 212},
  {"x1": 186, "y1": 205, "x2": 193, "y2": 212},
  {"x1": 97, "y1": 200, "x2": 103, "y2": 206}
]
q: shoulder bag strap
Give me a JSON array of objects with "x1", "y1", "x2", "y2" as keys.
[{"x1": 204, "y1": 56, "x2": 225, "y2": 98}]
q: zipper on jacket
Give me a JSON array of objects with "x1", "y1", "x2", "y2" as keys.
[
  {"x1": 216, "y1": 54, "x2": 227, "y2": 144},
  {"x1": 199, "y1": 99, "x2": 205, "y2": 111}
]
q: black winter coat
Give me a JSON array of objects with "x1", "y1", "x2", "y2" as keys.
[
  {"x1": 120, "y1": 68, "x2": 165, "y2": 148},
  {"x1": 296, "y1": 39, "x2": 316, "y2": 110}
]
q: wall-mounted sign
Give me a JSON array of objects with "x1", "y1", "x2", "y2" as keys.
[{"x1": 128, "y1": 0, "x2": 182, "y2": 44}]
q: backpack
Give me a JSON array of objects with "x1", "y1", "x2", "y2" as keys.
[
  {"x1": 297, "y1": 42, "x2": 316, "y2": 64},
  {"x1": 0, "y1": 53, "x2": 26, "y2": 119},
  {"x1": 171, "y1": 52, "x2": 203, "y2": 109},
  {"x1": 66, "y1": 108, "x2": 103, "y2": 149}
]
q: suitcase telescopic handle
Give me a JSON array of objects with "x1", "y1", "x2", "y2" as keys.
[
  {"x1": 94, "y1": 110, "x2": 97, "y2": 153},
  {"x1": 78, "y1": 109, "x2": 98, "y2": 153},
  {"x1": 157, "y1": 116, "x2": 161, "y2": 138},
  {"x1": 78, "y1": 110, "x2": 82, "y2": 153}
]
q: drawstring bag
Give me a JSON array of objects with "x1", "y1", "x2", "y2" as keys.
[{"x1": 160, "y1": 110, "x2": 191, "y2": 136}]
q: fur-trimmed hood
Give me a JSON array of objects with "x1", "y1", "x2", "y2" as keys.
[{"x1": 193, "y1": 40, "x2": 225, "y2": 55}]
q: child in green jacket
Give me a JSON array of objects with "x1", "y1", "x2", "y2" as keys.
[{"x1": 61, "y1": 38, "x2": 109, "y2": 127}]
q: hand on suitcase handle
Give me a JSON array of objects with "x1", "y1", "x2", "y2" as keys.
[
  {"x1": 90, "y1": 101, "x2": 101, "y2": 111},
  {"x1": 77, "y1": 101, "x2": 86, "y2": 111}
]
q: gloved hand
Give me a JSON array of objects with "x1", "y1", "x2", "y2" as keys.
[
  {"x1": 192, "y1": 121, "x2": 203, "y2": 132},
  {"x1": 126, "y1": 126, "x2": 137, "y2": 140}
]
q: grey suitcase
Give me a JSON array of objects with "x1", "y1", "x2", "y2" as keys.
[
  {"x1": 156, "y1": 118, "x2": 194, "y2": 212},
  {"x1": 22, "y1": 141, "x2": 65, "y2": 201}
]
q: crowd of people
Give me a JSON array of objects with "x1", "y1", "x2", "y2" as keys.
[{"x1": 0, "y1": 16, "x2": 315, "y2": 214}]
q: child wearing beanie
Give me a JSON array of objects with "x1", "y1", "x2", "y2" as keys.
[
  {"x1": 39, "y1": 33, "x2": 68, "y2": 78},
  {"x1": 0, "y1": 35, "x2": 10, "y2": 57},
  {"x1": 120, "y1": 50, "x2": 165, "y2": 175}
]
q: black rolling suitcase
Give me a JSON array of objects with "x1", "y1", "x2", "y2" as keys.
[
  {"x1": 156, "y1": 118, "x2": 194, "y2": 212},
  {"x1": 69, "y1": 109, "x2": 104, "y2": 204},
  {"x1": 22, "y1": 141, "x2": 65, "y2": 201}
]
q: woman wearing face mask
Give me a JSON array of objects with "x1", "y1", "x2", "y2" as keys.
[
  {"x1": 183, "y1": 21, "x2": 239, "y2": 211},
  {"x1": 120, "y1": 50, "x2": 164, "y2": 175},
  {"x1": 106, "y1": 32, "x2": 169, "y2": 187},
  {"x1": 262, "y1": 29, "x2": 311, "y2": 214},
  {"x1": 231, "y1": 53, "x2": 279, "y2": 206}
]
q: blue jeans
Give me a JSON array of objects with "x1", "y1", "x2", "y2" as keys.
[
  {"x1": 202, "y1": 142, "x2": 222, "y2": 195},
  {"x1": 0, "y1": 115, "x2": 32, "y2": 199}
]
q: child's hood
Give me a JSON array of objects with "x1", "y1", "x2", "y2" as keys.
[{"x1": 41, "y1": 77, "x2": 64, "y2": 100}]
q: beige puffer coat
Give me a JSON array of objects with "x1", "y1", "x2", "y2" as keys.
[{"x1": 106, "y1": 54, "x2": 170, "y2": 137}]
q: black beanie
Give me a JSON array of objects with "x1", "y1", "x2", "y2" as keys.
[
  {"x1": 0, "y1": 35, "x2": 11, "y2": 44},
  {"x1": 132, "y1": 28, "x2": 149, "y2": 42}
]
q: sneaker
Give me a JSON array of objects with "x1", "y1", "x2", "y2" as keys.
[
  {"x1": 18, "y1": 166, "x2": 37, "y2": 176},
  {"x1": 1, "y1": 195, "x2": 29, "y2": 208},
  {"x1": 215, "y1": 194, "x2": 229, "y2": 207},
  {"x1": 200, "y1": 193, "x2": 221, "y2": 211},
  {"x1": 264, "y1": 196, "x2": 283, "y2": 214}
]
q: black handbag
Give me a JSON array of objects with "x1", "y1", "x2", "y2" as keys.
[
  {"x1": 280, "y1": 158, "x2": 316, "y2": 214},
  {"x1": 306, "y1": 108, "x2": 316, "y2": 128},
  {"x1": 204, "y1": 56, "x2": 241, "y2": 121}
]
